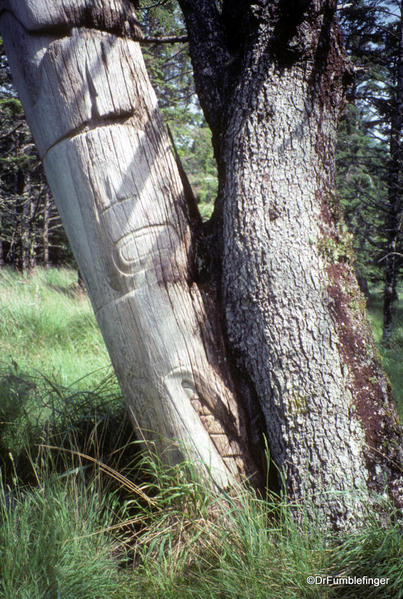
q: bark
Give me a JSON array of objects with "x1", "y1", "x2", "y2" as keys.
[
  {"x1": 382, "y1": 0, "x2": 403, "y2": 345},
  {"x1": 14, "y1": 177, "x2": 37, "y2": 274},
  {"x1": 180, "y1": 0, "x2": 403, "y2": 527},
  {"x1": 28, "y1": 188, "x2": 37, "y2": 271},
  {"x1": 356, "y1": 276, "x2": 370, "y2": 302},
  {"x1": 0, "y1": 0, "x2": 259, "y2": 489}
]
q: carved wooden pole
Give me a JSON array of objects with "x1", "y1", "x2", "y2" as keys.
[{"x1": 0, "y1": 0, "x2": 257, "y2": 486}]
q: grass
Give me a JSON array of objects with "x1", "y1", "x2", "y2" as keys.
[
  {"x1": 0, "y1": 267, "x2": 111, "y2": 389},
  {"x1": 0, "y1": 267, "x2": 402, "y2": 598},
  {"x1": 2, "y1": 445, "x2": 401, "y2": 599},
  {"x1": 0, "y1": 475, "x2": 124, "y2": 599}
]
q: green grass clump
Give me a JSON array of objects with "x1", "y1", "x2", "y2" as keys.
[
  {"x1": 0, "y1": 472, "x2": 126, "y2": 599},
  {"x1": 331, "y1": 517, "x2": 403, "y2": 599},
  {"x1": 0, "y1": 366, "x2": 137, "y2": 491},
  {"x1": 0, "y1": 267, "x2": 111, "y2": 389}
]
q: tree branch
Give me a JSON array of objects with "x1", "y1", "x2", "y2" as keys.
[
  {"x1": 378, "y1": 252, "x2": 403, "y2": 262},
  {"x1": 0, "y1": 121, "x2": 24, "y2": 140},
  {"x1": 140, "y1": 35, "x2": 188, "y2": 44}
]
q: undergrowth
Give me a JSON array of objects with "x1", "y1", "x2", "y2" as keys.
[
  {"x1": 0, "y1": 475, "x2": 124, "y2": 599},
  {"x1": 125, "y1": 453, "x2": 403, "y2": 599}
]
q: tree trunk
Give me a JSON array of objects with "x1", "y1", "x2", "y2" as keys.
[
  {"x1": 382, "y1": 0, "x2": 403, "y2": 345},
  {"x1": 28, "y1": 186, "x2": 37, "y2": 272},
  {"x1": 1, "y1": 0, "x2": 402, "y2": 528},
  {"x1": 179, "y1": 0, "x2": 403, "y2": 526},
  {"x1": 0, "y1": 0, "x2": 259, "y2": 489},
  {"x1": 357, "y1": 276, "x2": 371, "y2": 302},
  {"x1": 14, "y1": 170, "x2": 30, "y2": 274}
]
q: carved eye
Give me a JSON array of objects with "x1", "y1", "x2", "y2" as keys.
[{"x1": 112, "y1": 225, "x2": 171, "y2": 275}]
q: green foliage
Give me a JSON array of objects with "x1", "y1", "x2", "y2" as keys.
[
  {"x1": 181, "y1": 125, "x2": 217, "y2": 216},
  {"x1": 0, "y1": 362, "x2": 127, "y2": 483},
  {"x1": 336, "y1": 104, "x2": 388, "y2": 281},
  {"x1": 332, "y1": 517, "x2": 403, "y2": 599},
  {"x1": 337, "y1": 0, "x2": 403, "y2": 296}
]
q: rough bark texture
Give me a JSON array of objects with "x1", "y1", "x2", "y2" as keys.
[
  {"x1": 382, "y1": 0, "x2": 403, "y2": 345},
  {"x1": 180, "y1": 0, "x2": 403, "y2": 528},
  {"x1": 0, "y1": 0, "x2": 260, "y2": 488}
]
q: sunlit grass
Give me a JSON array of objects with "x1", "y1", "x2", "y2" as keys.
[{"x1": 0, "y1": 267, "x2": 111, "y2": 389}]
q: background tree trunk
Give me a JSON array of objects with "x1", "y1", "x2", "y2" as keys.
[
  {"x1": 42, "y1": 190, "x2": 50, "y2": 269},
  {"x1": 382, "y1": 0, "x2": 403, "y2": 345},
  {"x1": 14, "y1": 170, "x2": 30, "y2": 274},
  {"x1": 0, "y1": 0, "x2": 259, "y2": 489}
]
